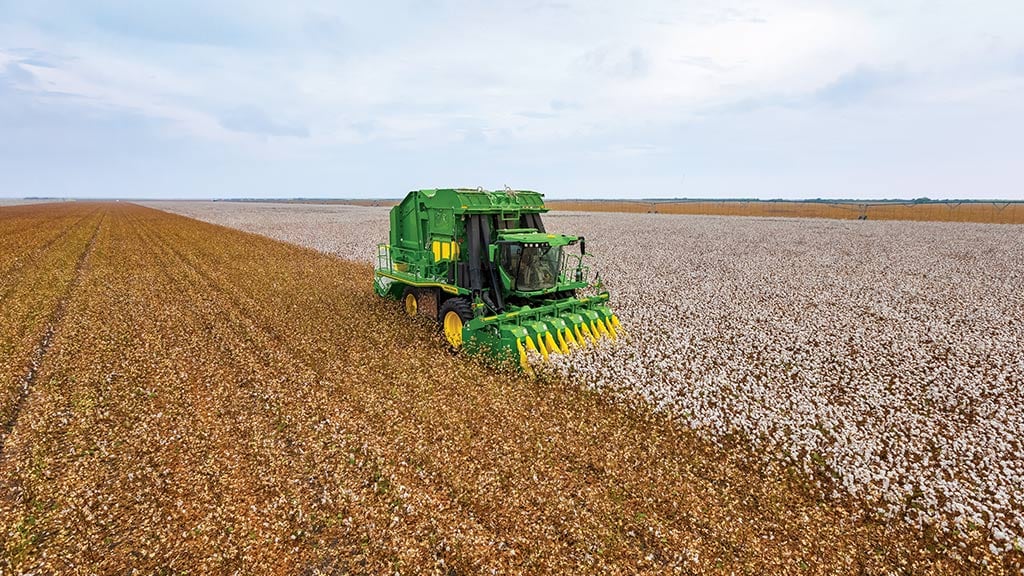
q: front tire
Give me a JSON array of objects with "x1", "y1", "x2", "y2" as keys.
[{"x1": 438, "y1": 297, "x2": 473, "y2": 349}]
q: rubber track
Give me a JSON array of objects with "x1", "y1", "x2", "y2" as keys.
[{"x1": 0, "y1": 214, "x2": 104, "y2": 455}]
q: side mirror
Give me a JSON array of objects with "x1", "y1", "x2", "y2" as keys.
[{"x1": 579, "y1": 237, "x2": 586, "y2": 255}]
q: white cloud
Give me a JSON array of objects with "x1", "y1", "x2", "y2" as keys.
[
  {"x1": 0, "y1": 3, "x2": 876, "y2": 139},
  {"x1": 1, "y1": 0, "x2": 1023, "y2": 198},
  {"x1": 4, "y1": 2, "x2": 1021, "y2": 140}
]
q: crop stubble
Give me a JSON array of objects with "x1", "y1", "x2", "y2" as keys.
[{"x1": 1, "y1": 203, "x2": 1015, "y2": 574}]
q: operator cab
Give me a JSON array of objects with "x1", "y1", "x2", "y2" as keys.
[
  {"x1": 494, "y1": 229, "x2": 586, "y2": 295},
  {"x1": 499, "y1": 242, "x2": 562, "y2": 292}
]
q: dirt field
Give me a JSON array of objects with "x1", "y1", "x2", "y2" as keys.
[{"x1": 2, "y1": 202, "x2": 1016, "y2": 573}]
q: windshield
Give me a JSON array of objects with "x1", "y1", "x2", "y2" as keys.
[{"x1": 499, "y1": 243, "x2": 562, "y2": 292}]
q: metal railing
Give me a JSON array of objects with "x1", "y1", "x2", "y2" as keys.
[
  {"x1": 376, "y1": 244, "x2": 449, "y2": 283},
  {"x1": 560, "y1": 252, "x2": 592, "y2": 285}
]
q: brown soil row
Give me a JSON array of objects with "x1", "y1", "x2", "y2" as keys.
[
  {"x1": 0, "y1": 203, "x2": 1016, "y2": 574},
  {"x1": 0, "y1": 205, "x2": 105, "y2": 444}
]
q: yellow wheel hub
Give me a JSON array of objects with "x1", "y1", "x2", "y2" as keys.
[
  {"x1": 443, "y1": 311, "x2": 463, "y2": 348},
  {"x1": 404, "y1": 293, "x2": 417, "y2": 316}
]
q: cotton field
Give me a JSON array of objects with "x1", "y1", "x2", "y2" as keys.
[
  {"x1": 16, "y1": 202, "x2": 982, "y2": 573},
  {"x1": 547, "y1": 212, "x2": 1024, "y2": 554},
  {"x1": 149, "y1": 201, "x2": 1024, "y2": 553}
]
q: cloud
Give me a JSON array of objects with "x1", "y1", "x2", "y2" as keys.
[
  {"x1": 577, "y1": 45, "x2": 650, "y2": 79},
  {"x1": 3, "y1": 48, "x2": 62, "y2": 69},
  {"x1": 672, "y1": 55, "x2": 733, "y2": 73},
  {"x1": 517, "y1": 111, "x2": 558, "y2": 119},
  {"x1": 0, "y1": 3, "x2": 897, "y2": 145},
  {"x1": 549, "y1": 99, "x2": 581, "y2": 111},
  {"x1": 1, "y1": 1, "x2": 1023, "y2": 199},
  {"x1": 814, "y1": 67, "x2": 902, "y2": 106},
  {"x1": 607, "y1": 144, "x2": 664, "y2": 157},
  {"x1": 3, "y1": 62, "x2": 35, "y2": 85},
  {"x1": 218, "y1": 107, "x2": 309, "y2": 138}
]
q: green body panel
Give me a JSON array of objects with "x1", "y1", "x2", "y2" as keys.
[
  {"x1": 374, "y1": 188, "x2": 618, "y2": 369},
  {"x1": 389, "y1": 188, "x2": 547, "y2": 250}
]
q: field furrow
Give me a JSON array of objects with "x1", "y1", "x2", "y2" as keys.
[
  {"x1": 0, "y1": 208, "x2": 105, "y2": 447},
  {"x1": 0, "y1": 213, "x2": 103, "y2": 448},
  {"x1": 0, "y1": 206, "x2": 94, "y2": 298}
]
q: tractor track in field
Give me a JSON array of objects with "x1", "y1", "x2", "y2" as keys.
[{"x1": 0, "y1": 214, "x2": 104, "y2": 455}]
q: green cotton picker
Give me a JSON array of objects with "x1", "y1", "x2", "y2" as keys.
[{"x1": 373, "y1": 188, "x2": 621, "y2": 374}]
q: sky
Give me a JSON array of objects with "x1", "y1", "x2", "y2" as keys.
[{"x1": 1, "y1": 1, "x2": 1023, "y2": 200}]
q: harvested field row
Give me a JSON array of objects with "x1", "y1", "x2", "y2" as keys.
[
  {"x1": 0, "y1": 204, "x2": 93, "y2": 283},
  {"x1": 0, "y1": 205, "x2": 105, "y2": 448},
  {"x1": 0, "y1": 202, "x2": 1005, "y2": 573}
]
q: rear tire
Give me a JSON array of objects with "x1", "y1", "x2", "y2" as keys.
[
  {"x1": 438, "y1": 297, "x2": 473, "y2": 349},
  {"x1": 402, "y1": 286, "x2": 419, "y2": 317}
]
